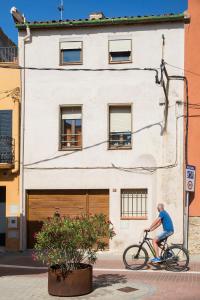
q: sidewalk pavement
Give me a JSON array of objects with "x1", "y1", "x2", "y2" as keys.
[{"x1": 0, "y1": 251, "x2": 199, "y2": 300}]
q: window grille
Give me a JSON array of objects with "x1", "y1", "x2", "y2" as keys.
[{"x1": 121, "y1": 189, "x2": 148, "y2": 219}]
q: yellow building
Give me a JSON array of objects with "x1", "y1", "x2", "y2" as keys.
[{"x1": 0, "y1": 28, "x2": 20, "y2": 251}]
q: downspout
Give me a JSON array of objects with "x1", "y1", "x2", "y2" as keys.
[
  {"x1": 11, "y1": 97, "x2": 20, "y2": 174},
  {"x1": 168, "y1": 75, "x2": 189, "y2": 249},
  {"x1": 19, "y1": 24, "x2": 31, "y2": 251}
]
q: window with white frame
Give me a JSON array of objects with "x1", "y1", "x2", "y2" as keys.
[
  {"x1": 60, "y1": 106, "x2": 82, "y2": 150},
  {"x1": 109, "y1": 105, "x2": 132, "y2": 149},
  {"x1": 109, "y1": 39, "x2": 132, "y2": 63},
  {"x1": 121, "y1": 189, "x2": 148, "y2": 219},
  {"x1": 60, "y1": 41, "x2": 83, "y2": 65}
]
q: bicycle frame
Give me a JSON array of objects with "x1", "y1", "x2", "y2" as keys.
[{"x1": 138, "y1": 231, "x2": 168, "y2": 259}]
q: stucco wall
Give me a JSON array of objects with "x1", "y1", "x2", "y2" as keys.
[
  {"x1": 19, "y1": 22, "x2": 185, "y2": 250},
  {"x1": 185, "y1": 0, "x2": 200, "y2": 217},
  {"x1": 0, "y1": 66, "x2": 20, "y2": 250}
]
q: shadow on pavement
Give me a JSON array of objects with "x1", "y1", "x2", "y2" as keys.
[
  {"x1": 0, "y1": 267, "x2": 47, "y2": 277},
  {"x1": 93, "y1": 273, "x2": 127, "y2": 290},
  {"x1": 0, "y1": 252, "x2": 47, "y2": 277}
]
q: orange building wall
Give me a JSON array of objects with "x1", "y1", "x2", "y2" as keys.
[
  {"x1": 0, "y1": 64, "x2": 20, "y2": 250},
  {"x1": 185, "y1": 0, "x2": 200, "y2": 216}
]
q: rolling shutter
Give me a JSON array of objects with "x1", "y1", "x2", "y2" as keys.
[
  {"x1": 109, "y1": 40, "x2": 131, "y2": 52},
  {"x1": 61, "y1": 107, "x2": 82, "y2": 120},
  {"x1": 110, "y1": 106, "x2": 131, "y2": 133},
  {"x1": 60, "y1": 41, "x2": 82, "y2": 50}
]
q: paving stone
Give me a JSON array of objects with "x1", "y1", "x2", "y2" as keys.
[{"x1": 0, "y1": 275, "x2": 155, "y2": 300}]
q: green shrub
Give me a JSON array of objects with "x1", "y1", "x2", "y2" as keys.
[{"x1": 33, "y1": 213, "x2": 115, "y2": 272}]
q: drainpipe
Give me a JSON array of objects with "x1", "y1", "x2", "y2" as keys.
[
  {"x1": 19, "y1": 24, "x2": 31, "y2": 251},
  {"x1": 11, "y1": 98, "x2": 20, "y2": 174}
]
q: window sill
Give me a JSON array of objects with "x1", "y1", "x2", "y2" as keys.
[
  {"x1": 109, "y1": 60, "x2": 132, "y2": 64},
  {"x1": 121, "y1": 216, "x2": 148, "y2": 220},
  {"x1": 60, "y1": 62, "x2": 83, "y2": 66},
  {"x1": 108, "y1": 146, "x2": 132, "y2": 150},
  {"x1": 59, "y1": 147, "x2": 82, "y2": 151}
]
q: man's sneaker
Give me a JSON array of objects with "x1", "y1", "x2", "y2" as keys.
[{"x1": 150, "y1": 257, "x2": 162, "y2": 263}]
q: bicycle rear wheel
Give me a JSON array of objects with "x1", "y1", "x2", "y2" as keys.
[
  {"x1": 123, "y1": 245, "x2": 148, "y2": 270},
  {"x1": 164, "y1": 245, "x2": 189, "y2": 272}
]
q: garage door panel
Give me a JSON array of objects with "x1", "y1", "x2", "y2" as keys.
[
  {"x1": 28, "y1": 199, "x2": 86, "y2": 211},
  {"x1": 27, "y1": 190, "x2": 109, "y2": 249},
  {"x1": 29, "y1": 209, "x2": 86, "y2": 221}
]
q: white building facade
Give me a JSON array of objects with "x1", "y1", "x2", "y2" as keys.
[{"x1": 17, "y1": 13, "x2": 188, "y2": 251}]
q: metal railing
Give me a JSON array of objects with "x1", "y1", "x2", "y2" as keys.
[
  {"x1": 0, "y1": 136, "x2": 15, "y2": 164},
  {"x1": 109, "y1": 132, "x2": 132, "y2": 148},
  {"x1": 121, "y1": 189, "x2": 148, "y2": 219},
  {"x1": 60, "y1": 133, "x2": 82, "y2": 149},
  {"x1": 0, "y1": 47, "x2": 18, "y2": 63}
]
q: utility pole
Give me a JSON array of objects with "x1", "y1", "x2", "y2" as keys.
[{"x1": 58, "y1": 0, "x2": 64, "y2": 20}]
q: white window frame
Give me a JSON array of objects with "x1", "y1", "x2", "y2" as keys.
[
  {"x1": 59, "y1": 105, "x2": 83, "y2": 151},
  {"x1": 108, "y1": 104, "x2": 132, "y2": 150},
  {"x1": 108, "y1": 39, "x2": 132, "y2": 64},
  {"x1": 60, "y1": 41, "x2": 83, "y2": 65}
]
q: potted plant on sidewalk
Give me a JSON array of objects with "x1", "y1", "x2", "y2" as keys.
[{"x1": 33, "y1": 213, "x2": 115, "y2": 297}]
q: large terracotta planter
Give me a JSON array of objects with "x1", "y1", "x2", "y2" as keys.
[{"x1": 48, "y1": 263, "x2": 93, "y2": 297}]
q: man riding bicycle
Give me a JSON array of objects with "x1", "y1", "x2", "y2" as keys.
[{"x1": 145, "y1": 203, "x2": 174, "y2": 263}]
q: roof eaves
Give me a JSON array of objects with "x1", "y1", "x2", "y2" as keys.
[{"x1": 16, "y1": 13, "x2": 189, "y2": 30}]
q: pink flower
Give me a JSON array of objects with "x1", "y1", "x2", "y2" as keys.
[{"x1": 32, "y1": 253, "x2": 37, "y2": 261}]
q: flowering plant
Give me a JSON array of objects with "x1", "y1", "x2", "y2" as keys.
[{"x1": 33, "y1": 213, "x2": 115, "y2": 272}]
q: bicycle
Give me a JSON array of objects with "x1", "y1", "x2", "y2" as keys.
[{"x1": 123, "y1": 230, "x2": 189, "y2": 272}]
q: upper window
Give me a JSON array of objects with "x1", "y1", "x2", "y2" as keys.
[
  {"x1": 60, "y1": 106, "x2": 82, "y2": 150},
  {"x1": 109, "y1": 40, "x2": 132, "y2": 64},
  {"x1": 60, "y1": 41, "x2": 83, "y2": 65},
  {"x1": 109, "y1": 105, "x2": 132, "y2": 149},
  {"x1": 0, "y1": 110, "x2": 13, "y2": 164}
]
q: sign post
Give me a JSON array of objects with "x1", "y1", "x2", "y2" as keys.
[{"x1": 184, "y1": 165, "x2": 196, "y2": 249}]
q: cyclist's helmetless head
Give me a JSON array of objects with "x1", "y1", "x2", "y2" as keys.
[{"x1": 157, "y1": 203, "x2": 164, "y2": 212}]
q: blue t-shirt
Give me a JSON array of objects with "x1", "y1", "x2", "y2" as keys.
[{"x1": 159, "y1": 210, "x2": 174, "y2": 233}]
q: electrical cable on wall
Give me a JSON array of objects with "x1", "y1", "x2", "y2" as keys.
[
  {"x1": 0, "y1": 60, "x2": 186, "y2": 173},
  {"x1": 0, "y1": 64, "x2": 160, "y2": 84},
  {"x1": 24, "y1": 104, "x2": 181, "y2": 174}
]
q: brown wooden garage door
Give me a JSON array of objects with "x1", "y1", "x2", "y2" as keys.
[{"x1": 27, "y1": 189, "x2": 109, "y2": 249}]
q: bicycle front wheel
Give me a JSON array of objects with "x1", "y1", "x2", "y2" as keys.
[
  {"x1": 164, "y1": 245, "x2": 189, "y2": 272},
  {"x1": 123, "y1": 245, "x2": 148, "y2": 270}
]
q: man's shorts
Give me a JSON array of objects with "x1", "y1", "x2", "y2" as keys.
[{"x1": 157, "y1": 231, "x2": 174, "y2": 242}]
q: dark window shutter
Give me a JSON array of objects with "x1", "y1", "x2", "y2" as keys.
[
  {"x1": 0, "y1": 110, "x2": 13, "y2": 163},
  {"x1": 0, "y1": 110, "x2": 12, "y2": 137}
]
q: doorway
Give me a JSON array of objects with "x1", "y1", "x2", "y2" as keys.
[{"x1": 0, "y1": 187, "x2": 6, "y2": 246}]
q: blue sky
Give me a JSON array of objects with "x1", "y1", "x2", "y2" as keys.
[{"x1": 1, "y1": 0, "x2": 187, "y2": 43}]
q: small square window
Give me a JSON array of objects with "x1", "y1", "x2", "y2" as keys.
[
  {"x1": 109, "y1": 105, "x2": 132, "y2": 149},
  {"x1": 60, "y1": 41, "x2": 82, "y2": 65},
  {"x1": 60, "y1": 106, "x2": 82, "y2": 150},
  {"x1": 121, "y1": 189, "x2": 148, "y2": 220},
  {"x1": 109, "y1": 40, "x2": 132, "y2": 64}
]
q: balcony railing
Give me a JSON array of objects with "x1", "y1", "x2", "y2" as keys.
[
  {"x1": 60, "y1": 133, "x2": 82, "y2": 149},
  {"x1": 0, "y1": 47, "x2": 18, "y2": 63},
  {"x1": 0, "y1": 136, "x2": 15, "y2": 166},
  {"x1": 109, "y1": 132, "x2": 132, "y2": 149}
]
